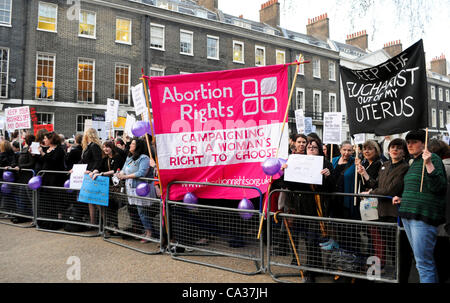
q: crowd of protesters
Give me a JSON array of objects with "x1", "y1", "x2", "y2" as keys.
[{"x1": 0, "y1": 127, "x2": 449, "y2": 283}]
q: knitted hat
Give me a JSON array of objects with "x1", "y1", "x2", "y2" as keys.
[{"x1": 405, "y1": 129, "x2": 426, "y2": 143}]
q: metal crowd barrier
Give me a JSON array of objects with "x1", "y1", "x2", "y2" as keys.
[
  {"x1": 266, "y1": 189, "x2": 400, "y2": 283},
  {"x1": 103, "y1": 177, "x2": 163, "y2": 255},
  {"x1": 166, "y1": 181, "x2": 265, "y2": 276},
  {"x1": 0, "y1": 167, "x2": 36, "y2": 228},
  {"x1": 35, "y1": 170, "x2": 101, "y2": 237}
]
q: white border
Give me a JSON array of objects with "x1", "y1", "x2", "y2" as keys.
[
  {"x1": 78, "y1": 9, "x2": 97, "y2": 39},
  {"x1": 77, "y1": 57, "x2": 95, "y2": 103},
  {"x1": 276, "y1": 49, "x2": 285, "y2": 65},
  {"x1": 114, "y1": 62, "x2": 131, "y2": 105},
  {"x1": 232, "y1": 40, "x2": 244, "y2": 64},
  {"x1": 180, "y1": 29, "x2": 194, "y2": 56},
  {"x1": 150, "y1": 23, "x2": 165, "y2": 51},
  {"x1": 206, "y1": 35, "x2": 219, "y2": 60},
  {"x1": 329, "y1": 92, "x2": 337, "y2": 112},
  {"x1": 35, "y1": 52, "x2": 56, "y2": 100},
  {"x1": 295, "y1": 87, "x2": 305, "y2": 111},
  {"x1": 0, "y1": 47, "x2": 9, "y2": 98},
  {"x1": 0, "y1": 0, "x2": 12, "y2": 27},
  {"x1": 255, "y1": 45, "x2": 266, "y2": 67},
  {"x1": 37, "y1": 1, "x2": 58, "y2": 33},
  {"x1": 313, "y1": 58, "x2": 321, "y2": 79},
  {"x1": 115, "y1": 17, "x2": 132, "y2": 45}
]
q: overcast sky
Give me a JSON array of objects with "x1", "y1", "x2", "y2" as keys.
[{"x1": 218, "y1": 0, "x2": 450, "y2": 68}]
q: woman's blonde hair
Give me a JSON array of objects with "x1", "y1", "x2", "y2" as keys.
[
  {"x1": 81, "y1": 128, "x2": 102, "y2": 150},
  {"x1": 0, "y1": 140, "x2": 12, "y2": 153}
]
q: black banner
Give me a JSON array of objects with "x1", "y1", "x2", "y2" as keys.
[{"x1": 341, "y1": 39, "x2": 428, "y2": 136}]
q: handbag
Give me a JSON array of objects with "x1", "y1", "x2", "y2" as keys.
[
  {"x1": 360, "y1": 198, "x2": 379, "y2": 221},
  {"x1": 118, "y1": 204, "x2": 132, "y2": 230}
]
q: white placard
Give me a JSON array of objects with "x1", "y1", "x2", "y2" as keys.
[
  {"x1": 124, "y1": 114, "x2": 136, "y2": 136},
  {"x1": 106, "y1": 98, "x2": 119, "y2": 123},
  {"x1": 284, "y1": 154, "x2": 324, "y2": 185},
  {"x1": 443, "y1": 136, "x2": 450, "y2": 145},
  {"x1": 5, "y1": 106, "x2": 31, "y2": 130},
  {"x1": 70, "y1": 164, "x2": 88, "y2": 190},
  {"x1": 131, "y1": 83, "x2": 147, "y2": 116},
  {"x1": 323, "y1": 112, "x2": 343, "y2": 145},
  {"x1": 446, "y1": 123, "x2": 450, "y2": 135},
  {"x1": 30, "y1": 142, "x2": 40, "y2": 155},
  {"x1": 353, "y1": 133, "x2": 366, "y2": 145},
  {"x1": 295, "y1": 109, "x2": 304, "y2": 134}
]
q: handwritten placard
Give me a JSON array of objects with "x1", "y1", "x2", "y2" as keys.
[
  {"x1": 78, "y1": 174, "x2": 109, "y2": 206},
  {"x1": 284, "y1": 154, "x2": 324, "y2": 185},
  {"x1": 323, "y1": 112, "x2": 343, "y2": 144},
  {"x1": 131, "y1": 83, "x2": 147, "y2": 116},
  {"x1": 5, "y1": 106, "x2": 31, "y2": 130},
  {"x1": 295, "y1": 109, "x2": 304, "y2": 134},
  {"x1": 70, "y1": 164, "x2": 88, "y2": 190}
]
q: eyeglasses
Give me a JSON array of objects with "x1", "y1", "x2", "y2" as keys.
[{"x1": 307, "y1": 146, "x2": 319, "y2": 150}]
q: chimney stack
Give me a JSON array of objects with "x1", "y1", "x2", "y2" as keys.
[
  {"x1": 383, "y1": 40, "x2": 403, "y2": 57},
  {"x1": 197, "y1": 0, "x2": 218, "y2": 12},
  {"x1": 430, "y1": 54, "x2": 447, "y2": 76},
  {"x1": 345, "y1": 30, "x2": 368, "y2": 50},
  {"x1": 306, "y1": 13, "x2": 329, "y2": 41},
  {"x1": 259, "y1": 0, "x2": 280, "y2": 28}
]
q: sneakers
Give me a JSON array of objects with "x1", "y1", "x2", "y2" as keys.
[{"x1": 320, "y1": 239, "x2": 339, "y2": 251}]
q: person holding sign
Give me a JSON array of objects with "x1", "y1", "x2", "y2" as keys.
[
  {"x1": 79, "y1": 128, "x2": 103, "y2": 225},
  {"x1": 393, "y1": 130, "x2": 447, "y2": 283},
  {"x1": 116, "y1": 138, "x2": 156, "y2": 243},
  {"x1": 281, "y1": 137, "x2": 335, "y2": 282}
]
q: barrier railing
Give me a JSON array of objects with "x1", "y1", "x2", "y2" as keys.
[
  {"x1": 0, "y1": 167, "x2": 36, "y2": 228},
  {"x1": 266, "y1": 189, "x2": 400, "y2": 283},
  {"x1": 166, "y1": 181, "x2": 265, "y2": 276},
  {"x1": 35, "y1": 170, "x2": 101, "y2": 237},
  {"x1": 103, "y1": 177, "x2": 163, "y2": 255}
]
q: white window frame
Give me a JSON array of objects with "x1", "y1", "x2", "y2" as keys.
[
  {"x1": 446, "y1": 89, "x2": 449, "y2": 102},
  {"x1": 233, "y1": 40, "x2": 244, "y2": 64},
  {"x1": 296, "y1": 54, "x2": 304, "y2": 75},
  {"x1": 313, "y1": 90, "x2": 322, "y2": 117},
  {"x1": 255, "y1": 45, "x2": 266, "y2": 67},
  {"x1": 76, "y1": 114, "x2": 92, "y2": 133},
  {"x1": 150, "y1": 66, "x2": 165, "y2": 77},
  {"x1": 430, "y1": 85, "x2": 436, "y2": 100},
  {"x1": 180, "y1": 29, "x2": 194, "y2": 56},
  {"x1": 295, "y1": 88, "x2": 305, "y2": 111},
  {"x1": 313, "y1": 58, "x2": 321, "y2": 79},
  {"x1": 115, "y1": 17, "x2": 132, "y2": 45},
  {"x1": 328, "y1": 61, "x2": 336, "y2": 81},
  {"x1": 329, "y1": 93, "x2": 337, "y2": 112},
  {"x1": 0, "y1": 47, "x2": 9, "y2": 98},
  {"x1": 439, "y1": 109, "x2": 444, "y2": 128},
  {"x1": 35, "y1": 52, "x2": 56, "y2": 100},
  {"x1": 79, "y1": 10, "x2": 96, "y2": 39},
  {"x1": 36, "y1": 112, "x2": 54, "y2": 125},
  {"x1": 37, "y1": 1, "x2": 58, "y2": 33},
  {"x1": 150, "y1": 23, "x2": 165, "y2": 51},
  {"x1": 114, "y1": 63, "x2": 131, "y2": 105},
  {"x1": 438, "y1": 87, "x2": 443, "y2": 101},
  {"x1": 431, "y1": 108, "x2": 437, "y2": 128},
  {"x1": 77, "y1": 58, "x2": 95, "y2": 103},
  {"x1": 206, "y1": 35, "x2": 219, "y2": 60},
  {"x1": 0, "y1": 0, "x2": 12, "y2": 27},
  {"x1": 276, "y1": 49, "x2": 285, "y2": 65},
  {"x1": 446, "y1": 111, "x2": 450, "y2": 125}
]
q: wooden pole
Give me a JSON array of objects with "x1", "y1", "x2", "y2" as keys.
[
  {"x1": 140, "y1": 72, "x2": 167, "y2": 231},
  {"x1": 354, "y1": 144, "x2": 359, "y2": 206},
  {"x1": 420, "y1": 128, "x2": 429, "y2": 192},
  {"x1": 257, "y1": 56, "x2": 306, "y2": 240},
  {"x1": 330, "y1": 144, "x2": 333, "y2": 162}
]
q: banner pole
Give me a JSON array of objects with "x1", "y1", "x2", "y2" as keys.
[
  {"x1": 257, "y1": 56, "x2": 305, "y2": 240},
  {"x1": 420, "y1": 128, "x2": 429, "y2": 192},
  {"x1": 354, "y1": 144, "x2": 359, "y2": 206},
  {"x1": 330, "y1": 144, "x2": 333, "y2": 162},
  {"x1": 140, "y1": 72, "x2": 168, "y2": 232}
]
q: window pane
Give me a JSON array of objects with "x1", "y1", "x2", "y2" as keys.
[
  {"x1": 78, "y1": 59, "x2": 94, "y2": 102},
  {"x1": 0, "y1": 0, "x2": 11, "y2": 24},
  {"x1": 207, "y1": 37, "x2": 218, "y2": 59},
  {"x1": 150, "y1": 26, "x2": 164, "y2": 49},
  {"x1": 276, "y1": 51, "x2": 285, "y2": 65},
  {"x1": 0, "y1": 48, "x2": 8, "y2": 97},
  {"x1": 115, "y1": 64, "x2": 130, "y2": 105},
  {"x1": 233, "y1": 43, "x2": 243, "y2": 62},
  {"x1": 38, "y1": 3, "x2": 57, "y2": 31},
  {"x1": 36, "y1": 53, "x2": 55, "y2": 99},
  {"x1": 116, "y1": 18, "x2": 131, "y2": 43},
  {"x1": 79, "y1": 11, "x2": 96, "y2": 37},
  {"x1": 180, "y1": 32, "x2": 192, "y2": 54}
]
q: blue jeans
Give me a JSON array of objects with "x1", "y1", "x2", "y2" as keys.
[
  {"x1": 137, "y1": 206, "x2": 155, "y2": 235},
  {"x1": 401, "y1": 218, "x2": 439, "y2": 283}
]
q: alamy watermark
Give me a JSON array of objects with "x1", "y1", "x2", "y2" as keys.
[
  {"x1": 66, "y1": 256, "x2": 81, "y2": 281},
  {"x1": 67, "y1": 0, "x2": 81, "y2": 21},
  {"x1": 366, "y1": 256, "x2": 381, "y2": 281}
]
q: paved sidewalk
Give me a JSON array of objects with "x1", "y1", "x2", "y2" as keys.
[{"x1": 0, "y1": 223, "x2": 274, "y2": 283}]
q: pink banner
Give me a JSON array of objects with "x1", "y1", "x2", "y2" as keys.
[{"x1": 149, "y1": 65, "x2": 289, "y2": 201}]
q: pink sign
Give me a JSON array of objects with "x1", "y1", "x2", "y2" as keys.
[
  {"x1": 5, "y1": 106, "x2": 31, "y2": 130},
  {"x1": 149, "y1": 65, "x2": 289, "y2": 201}
]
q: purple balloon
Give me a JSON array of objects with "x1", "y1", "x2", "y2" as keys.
[
  {"x1": 238, "y1": 198, "x2": 255, "y2": 220},
  {"x1": 262, "y1": 158, "x2": 282, "y2": 176},
  {"x1": 2, "y1": 171, "x2": 14, "y2": 182},
  {"x1": 136, "y1": 182, "x2": 150, "y2": 197},
  {"x1": 183, "y1": 192, "x2": 198, "y2": 210},
  {"x1": 28, "y1": 176, "x2": 42, "y2": 190},
  {"x1": 131, "y1": 121, "x2": 148, "y2": 137},
  {"x1": 64, "y1": 179, "x2": 73, "y2": 193},
  {"x1": 1, "y1": 183, "x2": 11, "y2": 194}
]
